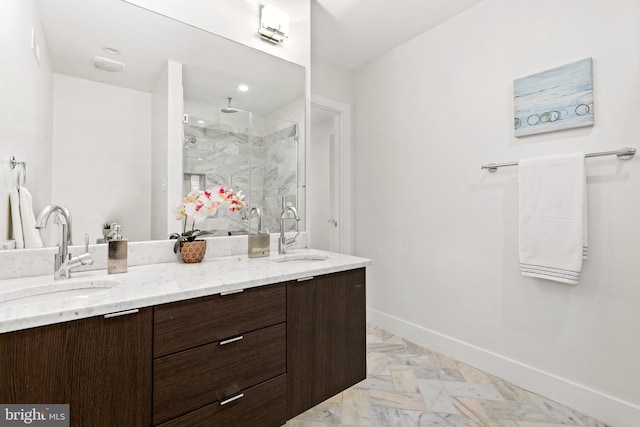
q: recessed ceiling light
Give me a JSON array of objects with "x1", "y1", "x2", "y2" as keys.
[
  {"x1": 197, "y1": 120, "x2": 205, "y2": 124},
  {"x1": 238, "y1": 84, "x2": 249, "y2": 92},
  {"x1": 94, "y1": 56, "x2": 125, "y2": 72},
  {"x1": 103, "y1": 46, "x2": 121, "y2": 55}
]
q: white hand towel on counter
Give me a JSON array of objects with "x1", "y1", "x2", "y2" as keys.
[
  {"x1": 18, "y1": 187, "x2": 43, "y2": 249},
  {"x1": 9, "y1": 188, "x2": 24, "y2": 249},
  {"x1": 518, "y1": 152, "x2": 587, "y2": 285}
]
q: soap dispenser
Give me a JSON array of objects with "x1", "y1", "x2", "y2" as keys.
[
  {"x1": 108, "y1": 223, "x2": 127, "y2": 274},
  {"x1": 248, "y1": 207, "x2": 270, "y2": 258}
]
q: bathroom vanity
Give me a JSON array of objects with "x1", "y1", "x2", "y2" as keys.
[{"x1": 0, "y1": 251, "x2": 369, "y2": 426}]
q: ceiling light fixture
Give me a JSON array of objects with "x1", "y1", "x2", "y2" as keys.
[
  {"x1": 259, "y1": 5, "x2": 289, "y2": 44},
  {"x1": 93, "y1": 56, "x2": 125, "y2": 73},
  {"x1": 238, "y1": 84, "x2": 249, "y2": 92}
]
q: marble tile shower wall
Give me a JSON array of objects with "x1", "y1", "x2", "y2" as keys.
[
  {"x1": 183, "y1": 125, "x2": 253, "y2": 233},
  {"x1": 262, "y1": 124, "x2": 299, "y2": 233},
  {"x1": 183, "y1": 123, "x2": 298, "y2": 234},
  {"x1": 250, "y1": 135, "x2": 265, "y2": 232}
]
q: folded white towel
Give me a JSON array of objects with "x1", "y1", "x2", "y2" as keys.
[
  {"x1": 519, "y1": 152, "x2": 587, "y2": 285},
  {"x1": 9, "y1": 189, "x2": 24, "y2": 249},
  {"x1": 19, "y1": 187, "x2": 44, "y2": 249}
]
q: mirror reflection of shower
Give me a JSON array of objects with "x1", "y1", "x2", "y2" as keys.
[
  {"x1": 182, "y1": 103, "x2": 299, "y2": 235},
  {"x1": 182, "y1": 107, "x2": 252, "y2": 236},
  {"x1": 183, "y1": 134, "x2": 197, "y2": 147},
  {"x1": 221, "y1": 97, "x2": 241, "y2": 114}
]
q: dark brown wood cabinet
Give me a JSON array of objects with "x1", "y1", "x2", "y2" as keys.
[
  {"x1": 157, "y1": 374, "x2": 287, "y2": 427},
  {"x1": 0, "y1": 308, "x2": 152, "y2": 427},
  {"x1": 0, "y1": 267, "x2": 367, "y2": 426},
  {"x1": 153, "y1": 284, "x2": 286, "y2": 358},
  {"x1": 286, "y1": 267, "x2": 367, "y2": 419},
  {"x1": 152, "y1": 284, "x2": 287, "y2": 426}
]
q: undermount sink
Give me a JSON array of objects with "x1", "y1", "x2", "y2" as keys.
[
  {"x1": 271, "y1": 252, "x2": 330, "y2": 263},
  {"x1": 0, "y1": 278, "x2": 120, "y2": 306}
]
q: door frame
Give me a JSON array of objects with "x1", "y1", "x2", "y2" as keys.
[{"x1": 310, "y1": 94, "x2": 352, "y2": 254}]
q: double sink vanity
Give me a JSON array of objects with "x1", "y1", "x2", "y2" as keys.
[{"x1": 0, "y1": 245, "x2": 371, "y2": 426}]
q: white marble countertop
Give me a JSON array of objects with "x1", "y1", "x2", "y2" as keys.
[{"x1": 0, "y1": 249, "x2": 371, "y2": 334}]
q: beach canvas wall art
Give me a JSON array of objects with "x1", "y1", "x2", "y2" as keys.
[{"x1": 514, "y1": 58, "x2": 593, "y2": 137}]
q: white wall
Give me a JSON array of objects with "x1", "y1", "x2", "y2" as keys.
[
  {"x1": 167, "y1": 62, "x2": 184, "y2": 238},
  {"x1": 52, "y1": 74, "x2": 151, "y2": 244},
  {"x1": 309, "y1": 59, "x2": 355, "y2": 254},
  {"x1": 309, "y1": 116, "x2": 333, "y2": 250},
  {"x1": 0, "y1": 0, "x2": 53, "y2": 242},
  {"x1": 311, "y1": 55, "x2": 354, "y2": 105},
  {"x1": 151, "y1": 61, "x2": 183, "y2": 240},
  {"x1": 150, "y1": 65, "x2": 168, "y2": 241},
  {"x1": 354, "y1": 1, "x2": 640, "y2": 425}
]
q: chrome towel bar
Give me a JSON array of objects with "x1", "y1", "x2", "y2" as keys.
[
  {"x1": 9, "y1": 155, "x2": 27, "y2": 187},
  {"x1": 481, "y1": 147, "x2": 636, "y2": 173}
]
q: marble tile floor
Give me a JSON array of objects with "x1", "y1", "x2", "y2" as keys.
[{"x1": 285, "y1": 324, "x2": 611, "y2": 427}]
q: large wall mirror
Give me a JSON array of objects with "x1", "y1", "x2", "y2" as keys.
[{"x1": 8, "y1": 0, "x2": 305, "y2": 246}]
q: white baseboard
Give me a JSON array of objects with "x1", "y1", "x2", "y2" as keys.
[{"x1": 367, "y1": 307, "x2": 640, "y2": 427}]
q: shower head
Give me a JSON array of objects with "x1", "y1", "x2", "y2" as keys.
[{"x1": 221, "y1": 97, "x2": 240, "y2": 113}]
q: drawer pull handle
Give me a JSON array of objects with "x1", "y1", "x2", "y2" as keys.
[
  {"x1": 220, "y1": 289, "x2": 243, "y2": 296},
  {"x1": 297, "y1": 276, "x2": 314, "y2": 282},
  {"x1": 104, "y1": 309, "x2": 139, "y2": 319},
  {"x1": 220, "y1": 393, "x2": 244, "y2": 406},
  {"x1": 219, "y1": 335, "x2": 244, "y2": 346}
]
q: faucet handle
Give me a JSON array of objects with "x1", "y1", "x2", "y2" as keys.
[
  {"x1": 68, "y1": 252, "x2": 93, "y2": 270},
  {"x1": 286, "y1": 231, "x2": 301, "y2": 247},
  {"x1": 68, "y1": 233, "x2": 93, "y2": 270}
]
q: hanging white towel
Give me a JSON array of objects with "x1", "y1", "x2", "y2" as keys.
[
  {"x1": 9, "y1": 188, "x2": 24, "y2": 249},
  {"x1": 19, "y1": 187, "x2": 44, "y2": 249},
  {"x1": 583, "y1": 192, "x2": 588, "y2": 260},
  {"x1": 518, "y1": 152, "x2": 587, "y2": 285}
]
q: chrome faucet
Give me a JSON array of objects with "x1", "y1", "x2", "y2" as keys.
[
  {"x1": 36, "y1": 205, "x2": 93, "y2": 279},
  {"x1": 279, "y1": 205, "x2": 300, "y2": 255}
]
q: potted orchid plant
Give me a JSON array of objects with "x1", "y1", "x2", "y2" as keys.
[{"x1": 169, "y1": 187, "x2": 247, "y2": 260}]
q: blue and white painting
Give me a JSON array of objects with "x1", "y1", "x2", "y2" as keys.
[{"x1": 514, "y1": 58, "x2": 593, "y2": 137}]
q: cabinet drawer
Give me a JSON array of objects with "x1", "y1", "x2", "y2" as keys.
[
  {"x1": 157, "y1": 374, "x2": 286, "y2": 427},
  {"x1": 153, "y1": 283, "x2": 285, "y2": 357},
  {"x1": 153, "y1": 323, "x2": 286, "y2": 425}
]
